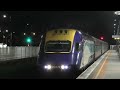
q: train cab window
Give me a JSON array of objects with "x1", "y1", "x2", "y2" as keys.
[{"x1": 45, "y1": 41, "x2": 71, "y2": 52}]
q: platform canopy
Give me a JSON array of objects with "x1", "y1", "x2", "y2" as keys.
[{"x1": 112, "y1": 35, "x2": 120, "y2": 40}]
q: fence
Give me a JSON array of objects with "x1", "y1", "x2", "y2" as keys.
[
  {"x1": 109, "y1": 45, "x2": 120, "y2": 58},
  {"x1": 110, "y1": 45, "x2": 118, "y2": 50},
  {"x1": 0, "y1": 46, "x2": 40, "y2": 61}
]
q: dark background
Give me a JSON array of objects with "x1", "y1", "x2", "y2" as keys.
[{"x1": 0, "y1": 11, "x2": 117, "y2": 45}]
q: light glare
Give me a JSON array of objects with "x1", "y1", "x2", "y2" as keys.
[
  {"x1": 61, "y1": 65, "x2": 68, "y2": 69},
  {"x1": 44, "y1": 65, "x2": 52, "y2": 70},
  {"x1": 47, "y1": 65, "x2": 51, "y2": 69}
]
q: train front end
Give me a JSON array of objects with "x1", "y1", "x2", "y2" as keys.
[{"x1": 37, "y1": 29, "x2": 83, "y2": 72}]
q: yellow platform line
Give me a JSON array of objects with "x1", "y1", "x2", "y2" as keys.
[{"x1": 94, "y1": 51, "x2": 111, "y2": 79}]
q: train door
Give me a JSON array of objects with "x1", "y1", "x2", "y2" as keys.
[
  {"x1": 74, "y1": 41, "x2": 83, "y2": 70},
  {"x1": 80, "y1": 40, "x2": 94, "y2": 69}
]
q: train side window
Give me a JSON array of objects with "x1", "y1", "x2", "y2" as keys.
[{"x1": 75, "y1": 43, "x2": 79, "y2": 51}]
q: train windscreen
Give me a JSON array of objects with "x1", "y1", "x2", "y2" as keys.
[{"x1": 45, "y1": 41, "x2": 71, "y2": 52}]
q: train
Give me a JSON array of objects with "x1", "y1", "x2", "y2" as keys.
[{"x1": 37, "y1": 29, "x2": 109, "y2": 72}]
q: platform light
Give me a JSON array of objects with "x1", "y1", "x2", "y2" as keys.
[
  {"x1": 114, "y1": 11, "x2": 120, "y2": 15},
  {"x1": 115, "y1": 12, "x2": 117, "y2": 15},
  {"x1": 24, "y1": 33, "x2": 26, "y2": 35},
  {"x1": 3, "y1": 14, "x2": 7, "y2": 18},
  {"x1": 0, "y1": 44, "x2": 7, "y2": 48},
  {"x1": 33, "y1": 32, "x2": 35, "y2": 35},
  {"x1": 3, "y1": 44, "x2": 7, "y2": 48},
  {"x1": 114, "y1": 38, "x2": 120, "y2": 40},
  {"x1": 6, "y1": 30, "x2": 8, "y2": 32},
  {"x1": 0, "y1": 45, "x2": 2, "y2": 48}
]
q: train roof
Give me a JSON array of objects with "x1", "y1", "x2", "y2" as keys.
[{"x1": 46, "y1": 28, "x2": 108, "y2": 44}]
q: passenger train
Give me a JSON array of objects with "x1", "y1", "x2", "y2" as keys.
[{"x1": 37, "y1": 29, "x2": 109, "y2": 72}]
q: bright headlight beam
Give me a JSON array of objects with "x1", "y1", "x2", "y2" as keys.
[
  {"x1": 65, "y1": 66, "x2": 68, "y2": 69},
  {"x1": 61, "y1": 65, "x2": 65, "y2": 69},
  {"x1": 47, "y1": 65, "x2": 51, "y2": 69},
  {"x1": 44, "y1": 66, "x2": 47, "y2": 69},
  {"x1": 44, "y1": 65, "x2": 52, "y2": 70},
  {"x1": 61, "y1": 65, "x2": 68, "y2": 69}
]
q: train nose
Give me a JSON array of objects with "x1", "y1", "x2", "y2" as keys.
[{"x1": 37, "y1": 54, "x2": 73, "y2": 71}]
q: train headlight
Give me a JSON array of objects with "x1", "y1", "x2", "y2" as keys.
[
  {"x1": 44, "y1": 65, "x2": 52, "y2": 70},
  {"x1": 44, "y1": 66, "x2": 47, "y2": 69},
  {"x1": 61, "y1": 65, "x2": 68, "y2": 70},
  {"x1": 47, "y1": 65, "x2": 52, "y2": 69}
]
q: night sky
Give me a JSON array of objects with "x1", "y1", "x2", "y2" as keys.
[{"x1": 5, "y1": 11, "x2": 116, "y2": 45}]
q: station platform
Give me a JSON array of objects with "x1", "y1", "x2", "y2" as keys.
[{"x1": 77, "y1": 50, "x2": 120, "y2": 79}]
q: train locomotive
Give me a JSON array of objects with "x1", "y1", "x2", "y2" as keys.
[{"x1": 37, "y1": 29, "x2": 108, "y2": 71}]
